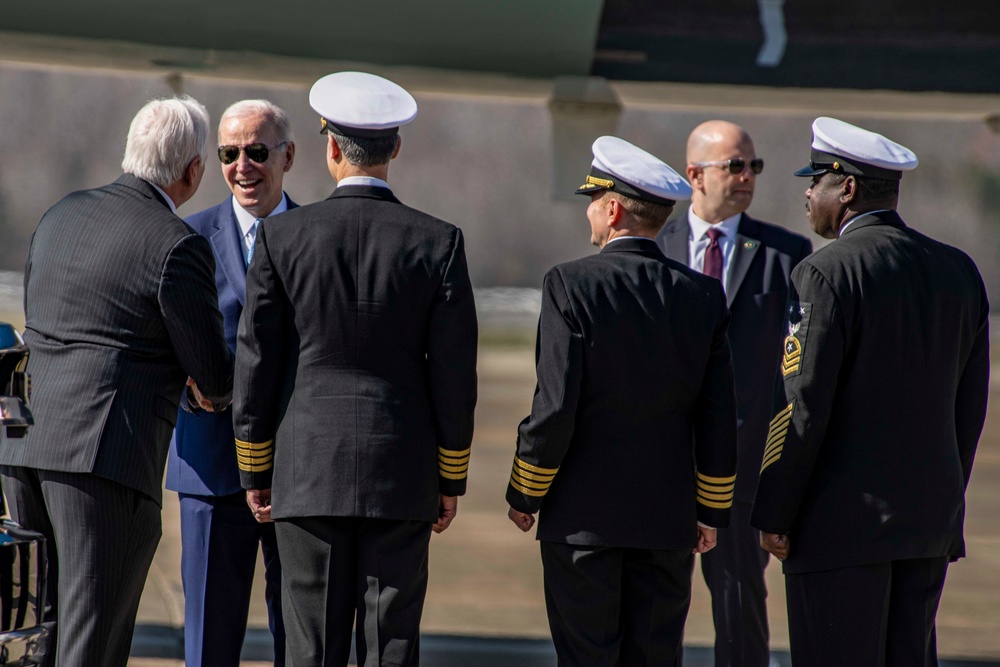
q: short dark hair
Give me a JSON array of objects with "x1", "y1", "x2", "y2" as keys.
[
  {"x1": 331, "y1": 132, "x2": 399, "y2": 167},
  {"x1": 608, "y1": 192, "x2": 674, "y2": 231},
  {"x1": 828, "y1": 172, "x2": 899, "y2": 201}
]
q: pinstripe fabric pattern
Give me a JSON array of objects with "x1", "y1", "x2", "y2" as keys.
[
  {"x1": 0, "y1": 174, "x2": 233, "y2": 504},
  {"x1": 1, "y1": 465, "x2": 161, "y2": 667}
]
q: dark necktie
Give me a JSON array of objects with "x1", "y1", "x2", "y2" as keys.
[{"x1": 703, "y1": 226, "x2": 724, "y2": 282}]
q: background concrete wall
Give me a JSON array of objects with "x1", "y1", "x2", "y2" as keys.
[{"x1": 2, "y1": 36, "x2": 1000, "y2": 300}]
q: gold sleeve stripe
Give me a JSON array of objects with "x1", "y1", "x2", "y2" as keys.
[
  {"x1": 697, "y1": 489, "x2": 734, "y2": 502},
  {"x1": 770, "y1": 403, "x2": 793, "y2": 424},
  {"x1": 439, "y1": 453, "x2": 471, "y2": 466},
  {"x1": 439, "y1": 446, "x2": 472, "y2": 458},
  {"x1": 514, "y1": 458, "x2": 559, "y2": 476},
  {"x1": 235, "y1": 438, "x2": 274, "y2": 452},
  {"x1": 510, "y1": 471, "x2": 553, "y2": 491},
  {"x1": 238, "y1": 459, "x2": 273, "y2": 472},
  {"x1": 697, "y1": 497, "x2": 733, "y2": 509},
  {"x1": 698, "y1": 482, "x2": 735, "y2": 495},
  {"x1": 760, "y1": 403, "x2": 793, "y2": 472},
  {"x1": 769, "y1": 409, "x2": 793, "y2": 431},
  {"x1": 439, "y1": 462, "x2": 469, "y2": 474},
  {"x1": 509, "y1": 479, "x2": 549, "y2": 497},
  {"x1": 236, "y1": 451, "x2": 273, "y2": 464},
  {"x1": 760, "y1": 448, "x2": 783, "y2": 473},
  {"x1": 697, "y1": 472, "x2": 737, "y2": 485},
  {"x1": 511, "y1": 467, "x2": 557, "y2": 483},
  {"x1": 440, "y1": 470, "x2": 468, "y2": 480},
  {"x1": 764, "y1": 429, "x2": 789, "y2": 453}
]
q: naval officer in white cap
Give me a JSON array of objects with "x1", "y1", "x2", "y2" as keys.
[
  {"x1": 507, "y1": 136, "x2": 738, "y2": 665},
  {"x1": 231, "y1": 71, "x2": 478, "y2": 667},
  {"x1": 751, "y1": 117, "x2": 989, "y2": 665}
]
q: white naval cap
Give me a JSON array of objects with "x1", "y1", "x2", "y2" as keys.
[
  {"x1": 310, "y1": 71, "x2": 418, "y2": 138},
  {"x1": 795, "y1": 117, "x2": 918, "y2": 181},
  {"x1": 575, "y1": 136, "x2": 692, "y2": 206}
]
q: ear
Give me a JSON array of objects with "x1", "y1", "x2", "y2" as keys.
[
  {"x1": 184, "y1": 155, "x2": 202, "y2": 186},
  {"x1": 607, "y1": 196, "x2": 624, "y2": 227},
  {"x1": 686, "y1": 164, "x2": 702, "y2": 187},
  {"x1": 841, "y1": 175, "x2": 858, "y2": 204},
  {"x1": 327, "y1": 135, "x2": 341, "y2": 162},
  {"x1": 391, "y1": 136, "x2": 401, "y2": 160},
  {"x1": 282, "y1": 142, "x2": 296, "y2": 173}
]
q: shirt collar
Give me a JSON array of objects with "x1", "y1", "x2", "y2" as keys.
[
  {"x1": 336, "y1": 175, "x2": 391, "y2": 190},
  {"x1": 232, "y1": 193, "x2": 289, "y2": 237},
  {"x1": 839, "y1": 209, "x2": 891, "y2": 237},
  {"x1": 688, "y1": 208, "x2": 741, "y2": 241},
  {"x1": 148, "y1": 182, "x2": 177, "y2": 214}
]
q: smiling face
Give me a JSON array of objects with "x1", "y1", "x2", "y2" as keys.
[
  {"x1": 688, "y1": 121, "x2": 758, "y2": 223},
  {"x1": 218, "y1": 111, "x2": 294, "y2": 218}
]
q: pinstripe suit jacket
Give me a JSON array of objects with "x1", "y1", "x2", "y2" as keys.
[{"x1": 0, "y1": 174, "x2": 233, "y2": 504}]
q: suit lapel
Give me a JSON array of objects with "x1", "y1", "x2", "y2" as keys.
[
  {"x1": 659, "y1": 217, "x2": 690, "y2": 265},
  {"x1": 727, "y1": 213, "x2": 761, "y2": 307},
  {"x1": 211, "y1": 198, "x2": 249, "y2": 306}
]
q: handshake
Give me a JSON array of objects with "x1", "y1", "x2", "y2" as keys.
[{"x1": 185, "y1": 377, "x2": 233, "y2": 413}]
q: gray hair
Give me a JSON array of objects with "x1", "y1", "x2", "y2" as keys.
[
  {"x1": 219, "y1": 99, "x2": 293, "y2": 145},
  {"x1": 121, "y1": 96, "x2": 210, "y2": 187},
  {"x1": 331, "y1": 132, "x2": 399, "y2": 168}
]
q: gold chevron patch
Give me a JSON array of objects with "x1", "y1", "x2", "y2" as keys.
[
  {"x1": 439, "y1": 446, "x2": 472, "y2": 480},
  {"x1": 696, "y1": 471, "x2": 736, "y2": 510},
  {"x1": 761, "y1": 403, "x2": 794, "y2": 473},
  {"x1": 509, "y1": 457, "x2": 558, "y2": 498},
  {"x1": 782, "y1": 334, "x2": 802, "y2": 376}
]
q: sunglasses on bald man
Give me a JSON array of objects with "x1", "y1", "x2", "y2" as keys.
[
  {"x1": 217, "y1": 142, "x2": 288, "y2": 165},
  {"x1": 691, "y1": 157, "x2": 764, "y2": 175}
]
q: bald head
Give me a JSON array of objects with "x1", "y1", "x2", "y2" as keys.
[
  {"x1": 686, "y1": 120, "x2": 759, "y2": 223},
  {"x1": 687, "y1": 120, "x2": 753, "y2": 165}
]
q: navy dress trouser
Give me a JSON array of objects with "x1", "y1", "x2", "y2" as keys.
[{"x1": 179, "y1": 491, "x2": 284, "y2": 667}]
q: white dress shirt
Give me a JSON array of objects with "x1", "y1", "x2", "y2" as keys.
[
  {"x1": 839, "y1": 209, "x2": 890, "y2": 237},
  {"x1": 688, "y1": 209, "x2": 741, "y2": 293},
  {"x1": 232, "y1": 194, "x2": 289, "y2": 258},
  {"x1": 149, "y1": 183, "x2": 177, "y2": 214},
  {"x1": 336, "y1": 175, "x2": 391, "y2": 190}
]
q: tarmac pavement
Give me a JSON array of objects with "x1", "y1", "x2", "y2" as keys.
[{"x1": 127, "y1": 342, "x2": 1000, "y2": 666}]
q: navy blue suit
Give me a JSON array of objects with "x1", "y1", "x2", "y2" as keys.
[{"x1": 166, "y1": 194, "x2": 296, "y2": 667}]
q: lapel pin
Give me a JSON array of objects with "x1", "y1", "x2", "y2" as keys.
[{"x1": 744, "y1": 241, "x2": 756, "y2": 249}]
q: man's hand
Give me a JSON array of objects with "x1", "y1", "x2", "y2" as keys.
[
  {"x1": 433, "y1": 495, "x2": 458, "y2": 534},
  {"x1": 693, "y1": 525, "x2": 717, "y2": 554},
  {"x1": 186, "y1": 377, "x2": 214, "y2": 412},
  {"x1": 760, "y1": 532, "x2": 790, "y2": 561},
  {"x1": 247, "y1": 488, "x2": 273, "y2": 523},
  {"x1": 508, "y1": 507, "x2": 536, "y2": 533}
]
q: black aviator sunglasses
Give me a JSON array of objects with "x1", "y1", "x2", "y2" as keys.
[
  {"x1": 690, "y1": 157, "x2": 765, "y2": 175},
  {"x1": 217, "y1": 141, "x2": 288, "y2": 165}
]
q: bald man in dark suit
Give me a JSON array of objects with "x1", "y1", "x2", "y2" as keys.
[{"x1": 657, "y1": 120, "x2": 811, "y2": 667}]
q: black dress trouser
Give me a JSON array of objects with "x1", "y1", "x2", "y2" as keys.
[
  {"x1": 275, "y1": 516, "x2": 432, "y2": 667},
  {"x1": 541, "y1": 540, "x2": 694, "y2": 667}
]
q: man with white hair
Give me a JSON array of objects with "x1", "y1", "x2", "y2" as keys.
[
  {"x1": 0, "y1": 96, "x2": 233, "y2": 666},
  {"x1": 166, "y1": 98, "x2": 296, "y2": 667}
]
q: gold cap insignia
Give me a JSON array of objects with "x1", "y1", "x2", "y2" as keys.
[{"x1": 833, "y1": 161, "x2": 841, "y2": 170}]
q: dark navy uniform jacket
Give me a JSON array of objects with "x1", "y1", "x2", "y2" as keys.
[
  {"x1": 752, "y1": 211, "x2": 990, "y2": 574},
  {"x1": 507, "y1": 237, "x2": 738, "y2": 550},
  {"x1": 233, "y1": 186, "x2": 478, "y2": 522}
]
